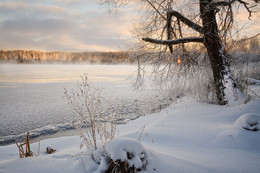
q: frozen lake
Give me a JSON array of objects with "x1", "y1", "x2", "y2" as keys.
[{"x1": 0, "y1": 64, "x2": 172, "y2": 145}]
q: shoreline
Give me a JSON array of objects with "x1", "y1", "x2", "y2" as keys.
[
  {"x1": 30, "y1": 129, "x2": 79, "y2": 144},
  {"x1": 0, "y1": 129, "x2": 79, "y2": 147}
]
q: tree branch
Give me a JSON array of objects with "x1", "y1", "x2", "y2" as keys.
[
  {"x1": 146, "y1": 0, "x2": 166, "y2": 20},
  {"x1": 237, "y1": 0, "x2": 256, "y2": 18},
  {"x1": 213, "y1": 0, "x2": 258, "y2": 19},
  {"x1": 212, "y1": 0, "x2": 236, "y2": 6},
  {"x1": 142, "y1": 37, "x2": 204, "y2": 46},
  {"x1": 168, "y1": 10, "x2": 203, "y2": 34},
  {"x1": 167, "y1": 10, "x2": 173, "y2": 53}
]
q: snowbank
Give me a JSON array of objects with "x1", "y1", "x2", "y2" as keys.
[
  {"x1": 213, "y1": 113, "x2": 260, "y2": 150},
  {"x1": 0, "y1": 97, "x2": 260, "y2": 173},
  {"x1": 235, "y1": 113, "x2": 260, "y2": 131}
]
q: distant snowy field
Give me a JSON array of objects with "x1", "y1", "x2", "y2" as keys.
[
  {"x1": 0, "y1": 96, "x2": 259, "y2": 173},
  {"x1": 0, "y1": 64, "x2": 172, "y2": 145}
]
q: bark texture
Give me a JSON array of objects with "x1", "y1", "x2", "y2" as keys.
[{"x1": 200, "y1": 0, "x2": 243, "y2": 105}]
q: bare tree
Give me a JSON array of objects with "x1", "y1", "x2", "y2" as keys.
[{"x1": 100, "y1": 0, "x2": 259, "y2": 105}]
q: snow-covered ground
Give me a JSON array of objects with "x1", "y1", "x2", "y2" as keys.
[
  {"x1": 1, "y1": 64, "x2": 260, "y2": 172},
  {"x1": 0, "y1": 95, "x2": 259, "y2": 173}
]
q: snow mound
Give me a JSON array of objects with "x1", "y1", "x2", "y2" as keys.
[
  {"x1": 235, "y1": 113, "x2": 260, "y2": 131},
  {"x1": 93, "y1": 138, "x2": 148, "y2": 172},
  {"x1": 213, "y1": 113, "x2": 260, "y2": 150}
]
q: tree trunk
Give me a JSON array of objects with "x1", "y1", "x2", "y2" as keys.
[{"x1": 200, "y1": 0, "x2": 244, "y2": 105}]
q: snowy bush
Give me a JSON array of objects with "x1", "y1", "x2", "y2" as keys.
[
  {"x1": 213, "y1": 112, "x2": 260, "y2": 149},
  {"x1": 235, "y1": 113, "x2": 260, "y2": 131},
  {"x1": 93, "y1": 138, "x2": 148, "y2": 172},
  {"x1": 64, "y1": 74, "x2": 117, "y2": 150},
  {"x1": 231, "y1": 56, "x2": 260, "y2": 102}
]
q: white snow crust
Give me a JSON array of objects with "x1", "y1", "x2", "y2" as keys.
[{"x1": 1, "y1": 96, "x2": 260, "y2": 173}]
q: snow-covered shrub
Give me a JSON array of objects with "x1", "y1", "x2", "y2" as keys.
[
  {"x1": 93, "y1": 138, "x2": 148, "y2": 172},
  {"x1": 64, "y1": 74, "x2": 117, "y2": 150},
  {"x1": 231, "y1": 54, "x2": 260, "y2": 101},
  {"x1": 213, "y1": 112, "x2": 260, "y2": 149},
  {"x1": 235, "y1": 113, "x2": 260, "y2": 131}
]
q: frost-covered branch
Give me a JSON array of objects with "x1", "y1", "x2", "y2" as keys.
[
  {"x1": 212, "y1": 0, "x2": 236, "y2": 6},
  {"x1": 167, "y1": 10, "x2": 203, "y2": 34},
  {"x1": 142, "y1": 37, "x2": 204, "y2": 46}
]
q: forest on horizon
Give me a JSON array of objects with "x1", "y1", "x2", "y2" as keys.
[{"x1": 0, "y1": 50, "x2": 131, "y2": 64}]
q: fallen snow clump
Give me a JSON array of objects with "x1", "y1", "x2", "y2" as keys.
[
  {"x1": 235, "y1": 113, "x2": 260, "y2": 131},
  {"x1": 93, "y1": 138, "x2": 148, "y2": 172}
]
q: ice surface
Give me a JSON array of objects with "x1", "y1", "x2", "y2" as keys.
[{"x1": 0, "y1": 64, "x2": 174, "y2": 145}]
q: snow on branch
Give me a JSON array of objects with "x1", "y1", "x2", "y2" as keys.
[
  {"x1": 142, "y1": 37, "x2": 204, "y2": 45},
  {"x1": 167, "y1": 10, "x2": 203, "y2": 34}
]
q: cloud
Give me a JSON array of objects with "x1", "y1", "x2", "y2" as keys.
[
  {"x1": 0, "y1": 0, "x2": 134, "y2": 51},
  {"x1": 0, "y1": 2, "x2": 67, "y2": 18},
  {"x1": 54, "y1": 0, "x2": 82, "y2": 4},
  {"x1": 0, "y1": 8, "x2": 131, "y2": 51}
]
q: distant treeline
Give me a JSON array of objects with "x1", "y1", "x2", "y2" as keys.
[{"x1": 0, "y1": 50, "x2": 132, "y2": 64}]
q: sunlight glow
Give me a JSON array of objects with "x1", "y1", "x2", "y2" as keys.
[{"x1": 177, "y1": 58, "x2": 182, "y2": 64}]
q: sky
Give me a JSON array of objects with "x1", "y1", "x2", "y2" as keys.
[
  {"x1": 0, "y1": 0, "x2": 134, "y2": 52},
  {"x1": 0, "y1": 0, "x2": 259, "y2": 52}
]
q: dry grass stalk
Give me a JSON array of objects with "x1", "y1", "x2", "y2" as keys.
[
  {"x1": 16, "y1": 132, "x2": 36, "y2": 158},
  {"x1": 64, "y1": 74, "x2": 117, "y2": 150}
]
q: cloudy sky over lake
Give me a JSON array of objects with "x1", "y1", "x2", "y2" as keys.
[
  {"x1": 0, "y1": 0, "x2": 134, "y2": 51},
  {"x1": 0, "y1": 0, "x2": 259, "y2": 52}
]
